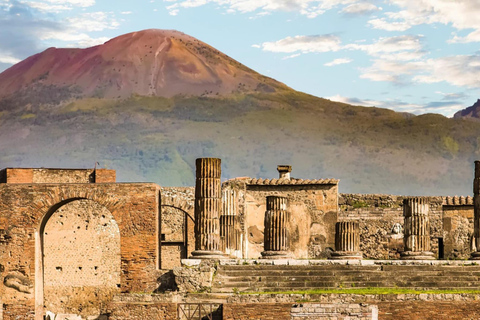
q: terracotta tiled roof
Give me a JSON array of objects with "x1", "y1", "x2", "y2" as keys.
[{"x1": 225, "y1": 177, "x2": 339, "y2": 185}]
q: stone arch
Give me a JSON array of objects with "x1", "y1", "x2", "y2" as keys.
[
  {"x1": 34, "y1": 191, "x2": 124, "y2": 320},
  {"x1": 160, "y1": 196, "x2": 194, "y2": 268}
]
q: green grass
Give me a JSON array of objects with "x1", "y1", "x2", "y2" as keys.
[{"x1": 239, "y1": 288, "x2": 480, "y2": 295}]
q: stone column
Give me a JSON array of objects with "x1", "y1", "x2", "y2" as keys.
[
  {"x1": 220, "y1": 188, "x2": 240, "y2": 256},
  {"x1": 471, "y1": 161, "x2": 480, "y2": 259},
  {"x1": 191, "y1": 158, "x2": 225, "y2": 259},
  {"x1": 401, "y1": 197, "x2": 435, "y2": 260},
  {"x1": 330, "y1": 221, "x2": 362, "y2": 259},
  {"x1": 261, "y1": 196, "x2": 291, "y2": 259}
]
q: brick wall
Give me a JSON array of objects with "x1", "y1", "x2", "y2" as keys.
[
  {"x1": 223, "y1": 303, "x2": 292, "y2": 320},
  {"x1": 0, "y1": 183, "x2": 162, "y2": 319},
  {"x1": 43, "y1": 200, "x2": 121, "y2": 316},
  {"x1": 108, "y1": 302, "x2": 177, "y2": 320},
  {"x1": 376, "y1": 301, "x2": 480, "y2": 319}
]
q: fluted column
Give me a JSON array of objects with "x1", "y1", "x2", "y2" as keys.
[
  {"x1": 220, "y1": 188, "x2": 240, "y2": 256},
  {"x1": 191, "y1": 158, "x2": 225, "y2": 259},
  {"x1": 330, "y1": 221, "x2": 362, "y2": 259},
  {"x1": 471, "y1": 161, "x2": 480, "y2": 259},
  {"x1": 261, "y1": 196, "x2": 291, "y2": 259},
  {"x1": 401, "y1": 197, "x2": 435, "y2": 260}
]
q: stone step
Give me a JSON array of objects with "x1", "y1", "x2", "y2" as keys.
[
  {"x1": 216, "y1": 270, "x2": 480, "y2": 279},
  {"x1": 212, "y1": 286, "x2": 480, "y2": 293},
  {"x1": 214, "y1": 275, "x2": 480, "y2": 283},
  {"x1": 219, "y1": 265, "x2": 480, "y2": 272},
  {"x1": 215, "y1": 279, "x2": 480, "y2": 288}
]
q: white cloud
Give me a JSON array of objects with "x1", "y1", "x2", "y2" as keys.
[
  {"x1": 120, "y1": 11, "x2": 132, "y2": 15},
  {"x1": 165, "y1": 0, "x2": 358, "y2": 18},
  {"x1": 346, "y1": 35, "x2": 423, "y2": 57},
  {"x1": 368, "y1": 18, "x2": 411, "y2": 31},
  {"x1": 368, "y1": 0, "x2": 480, "y2": 43},
  {"x1": 34, "y1": 11, "x2": 117, "y2": 47},
  {"x1": 327, "y1": 94, "x2": 463, "y2": 116},
  {"x1": 64, "y1": 12, "x2": 119, "y2": 32},
  {"x1": 414, "y1": 55, "x2": 480, "y2": 88},
  {"x1": 21, "y1": 0, "x2": 95, "y2": 12},
  {"x1": 282, "y1": 53, "x2": 301, "y2": 60},
  {"x1": 42, "y1": 0, "x2": 94, "y2": 7},
  {"x1": 324, "y1": 58, "x2": 352, "y2": 66},
  {"x1": 449, "y1": 30, "x2": 480, "y2": 44},
  {"x1": 341, "y1": 2, "x2": 380, "y2": 15},
  {"x1": 260, "y1": 34, "x2": 342, "y2": 54},
  {"x1": 0, "y1": 54, "x2": 21, "y2": 64}
]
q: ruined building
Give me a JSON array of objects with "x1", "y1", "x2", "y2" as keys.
[{"x1": 2, "y1": 160, "x2": 480, "y2": 320}]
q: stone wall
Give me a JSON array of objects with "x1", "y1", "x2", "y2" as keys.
[
  {"x1": 0, "y1": 182, "x2": 162, "y2": 320},
  {"x1": 222, "y1": 303, "x2": 291, "y2": 320},
  {"x1": 443, "y1": 204, "x2": 474, "y2": 259},
  {"x1": 108, "y1": 303, "x2": 176, "y2": 320},
  {"x1": 160, "y1": 187, "x2": 195, "y2": 269},
  {"x1": 43, "y1": 200, "x2": 121, "y2": 317},
  {"x1": 227, "y1": 293, "x2": 480, "y2": 320},
  {"x1": 0, "y1": 168, "x2": 116, "y2": 184},
  {"x1": 339, "y1": 194, "x2": 444, "y2": 259},
  {"x1": 223, "y1": 180, "x2": 338, "y2": 259}
]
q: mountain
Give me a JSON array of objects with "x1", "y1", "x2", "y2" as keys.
[
  {"x1": 0, "y1": 29, "x2": 286, "y2": 100},
  {"x1": 454, "y1": 99, "x2": 480, "y2": 121},
  {"x1": 0, "y1": 29, "x2": 480, "y2": 196}
]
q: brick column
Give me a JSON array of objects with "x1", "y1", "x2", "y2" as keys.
[
  {"x1": 401, "y1": 197, "x2": 435, "y2": 260},
  {"x1": 330, "y1": 221, "x2": 362, "y2": 259},
  {"x1": 261, "y1": 196, "x2": 291, "y2": 259},
  {"x1": 191, "y1": 158, "x2": 225, "y2": 259},
  {"x1": 471, "y1": 161, "x2": 480, "y2": 259}
]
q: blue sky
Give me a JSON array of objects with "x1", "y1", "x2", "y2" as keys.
[{"x1": 0, "y1": 0, "x2": 479, "y2": 116}]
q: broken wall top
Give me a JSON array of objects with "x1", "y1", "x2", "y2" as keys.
[{"x1": 0, "y1": 168, "x2": 116, "y2": 184}]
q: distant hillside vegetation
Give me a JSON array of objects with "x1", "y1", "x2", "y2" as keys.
[{"x1": 0, "y1": 29, "x2": 479, "y2": 195}]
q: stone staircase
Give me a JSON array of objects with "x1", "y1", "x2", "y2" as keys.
[{"x1": 212, "y1": 263, "x2": 480, "y2": 293}]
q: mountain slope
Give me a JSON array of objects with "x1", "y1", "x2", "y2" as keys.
[
  {"x1": 454, "y1": 99, "x2": 480, "y2": 121},
  {"x1": 0, "y1": 29, "x2": 287, "y2": 100},
  {"x1": 0, "y1": 29, "x2": 479, "y2": 195}
]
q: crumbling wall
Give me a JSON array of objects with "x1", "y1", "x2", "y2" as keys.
[
  {"x1": 0, "y1": 183, "x2": 162, "y2": 319},
  {"x1": 160, "y1": 187, "x2": 194, "y2": 269},
  {"x1": 339, "y1": 194, "x2": 444, "y2": 259},
  {"x1": 229, "y1": 183, "x2": 338, "y2": 259},
  {"x1": 43, "y1": 199, "x2": 121, "y2": 317}
]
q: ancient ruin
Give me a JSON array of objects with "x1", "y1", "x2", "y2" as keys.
[
  {"x1": 401, "y1": 197, "x2": 435, "y2": 260},
  {"x1": 2, "y1": 160, "x2": 480, "y2": 319}
]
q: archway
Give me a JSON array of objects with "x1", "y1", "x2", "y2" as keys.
[
  {"x1": 39, "y1": 199, "x2": 121, "y2": 318},
  {"x1": 160, "y1": 205, "x2": 194, "y2": 269}
]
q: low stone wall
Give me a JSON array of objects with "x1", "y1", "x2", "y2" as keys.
[
  {"x1": 223, "y1": 303, "x2": 291, "y2": 320},
  {"x1": 108, "y1": 303, "x2": 176, "y2": 320},
  {"x1": 290, "y1": 303, "x2": 376, "y2": 319},
  {"x1": 227, "y1": 293, "x2": 480, "y2": 320}
]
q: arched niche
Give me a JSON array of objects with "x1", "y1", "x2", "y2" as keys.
[{"x1": 36, "y1": 198, "x2": 121, "y2": 318}]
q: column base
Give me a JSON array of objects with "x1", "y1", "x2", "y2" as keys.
[
  {"x1": 261, "y1": 250, "x2": 292, "y2": 259},
  {"x1": 400, "y1": 251, "x2": 435, "y2": 260},
  {"x1": 469, "y1": 251, "x2": 480, "y2": 260},
  {"x1": 190, "y1": 250, "x2": 227, "y2": 259},
  {"x1": 329, "y1": 251, "x2": 362, "y2": 260}
]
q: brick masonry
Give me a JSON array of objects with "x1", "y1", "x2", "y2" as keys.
[{"x1": 0, "y1": 181, "x2": 162, "y2": 319}]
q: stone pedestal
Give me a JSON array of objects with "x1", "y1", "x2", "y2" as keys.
[
  {"x1": 261, "y1": 196, "x2": 291, "y2": 259},
  {"x1": 471, "y1": 161, "x2": 480, "y2": 260},
  {"x1": 401, "y1": 197, "x2": 435, "y2": 260},
  {"x1": 191, "y1": 158, "x2": 225, "y2": 259},
  {"x1": 330, "y1": 221, "x2": 362, "y2": 260}
]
